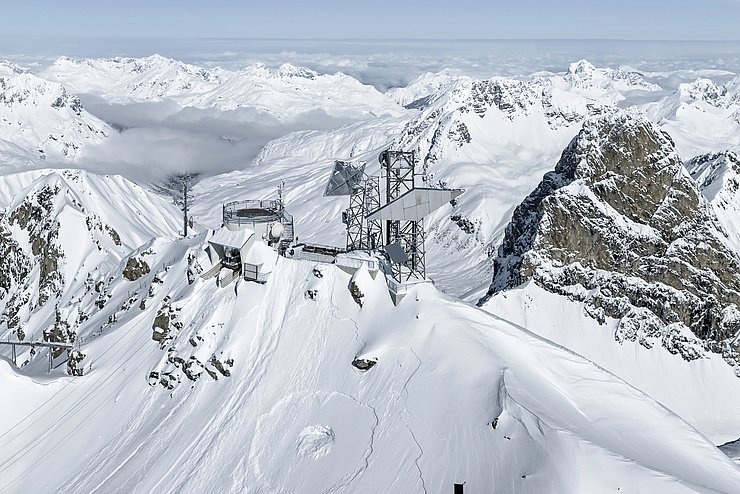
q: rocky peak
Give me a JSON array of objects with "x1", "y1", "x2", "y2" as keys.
[
  {"x1": 565, "y1": 59, "x2": 658, "y2": 92},
  {"x1": 276, "y1": 63, "x2": 318, "y2": 80},
  {"x1": 466, "y1": 78, "x2": 541, "y2": 117},
  {"x1": 686, "y1": 150, "x2": 739, "y2": 200},
  {"x1": 678, "y1": 79, "x2": 729, "y2": 106},
  {"x1": 0, "y1": 73, "x2": 70, "y2": 107},
  {"x1": 567, "y1": 59, "x2": 597, "y2": 78},
  {"x1": 0, "y1": 73, "x2": 109, "y2": 159},
  {"x1": 0, "y1": 60, "x2": 25, "y2": 77},
  {"x1": 483, "y1": 112, "x2": 740, "y2": 370}
]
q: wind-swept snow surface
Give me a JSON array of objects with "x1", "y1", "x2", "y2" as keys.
[{"x1": 1, "y1": 257, "x2": 739, "y2": 493}]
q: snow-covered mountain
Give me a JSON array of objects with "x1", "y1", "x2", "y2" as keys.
[
  {"x1": 43, "y1": 54, "x2": 227, "y2": 101},
  {"x1": 686, "y1": 150, "x2": 740, "y2": 252},
  {"x1": 0, "y1": 60, "x2": 25, "y2": 77},
  {"x1": 2, "y1": 56, "x2": 740, "y2": 492},
  {"x1": 644, "y1": 76, "x2": 740, "y2": 158},
  {"x1": 484, "y1": 112, "x2": 740, "y2": 363},
  {"x1": 43, "y1": 55, "x2": 405, "y2": 120},
  {"x1": 0, "y1": 169, "x2": 180, "y2": 365},
  {"x1": 390, "y1": 60, "x2": 659, "y2": 168},
  {"x1": 0, "y1": 187, "x2": 738, "y2": 492},
  {"x1": 0, "y1": 72, "x2": 110, "y2": 162},
  {"x1": 476, "y1": 112, "x2": 740, "y2": 448}
]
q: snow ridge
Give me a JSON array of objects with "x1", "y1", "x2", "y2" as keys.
[{"x1": 0, "y1": 73, "x2": 110, "y2": 160}]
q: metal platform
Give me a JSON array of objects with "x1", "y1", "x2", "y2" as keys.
[{"x1": 223, "y1": 200, "x2": 283, "y2": 225}]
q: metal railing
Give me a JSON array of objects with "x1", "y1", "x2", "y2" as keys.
[
  {"x1": 219, "y1": 268, "x2": 241, "y2": 287},
  {"x1": 386, "y1": 275, "x2": 428, "y2": 295},
  {"x1": 295, "y1": 250, "x2": 338, "y2": 264},
  {"x1": 223, "y1": 200, "x2": 283, "y2": 224},
  {"x1": 335, "y1": 256, "x2": 380, "y2": 272},
  {"x1": 224, "y1": 199, "x2": 282, "y2": 213}
]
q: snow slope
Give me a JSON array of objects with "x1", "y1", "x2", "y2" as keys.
[
  {"x1": 0, "y1": 73, "x2": 110, "y2": 161},
  {"x1": 486, "y1": 281, "x2": 740, "y2": 444},
  {"x1": 686, "y1": 151, "x2": 740, "y2": 254},
  {"x1": 0, "y1": 169, "x2": 181, "y2": 362},
  {"x1": 1, "y1": 251, "x2": 738, "y2": 493}
]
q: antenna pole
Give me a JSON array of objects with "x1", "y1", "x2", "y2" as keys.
[{"x1": 183, "y1": 176, "x2": 189, "y2": 237}]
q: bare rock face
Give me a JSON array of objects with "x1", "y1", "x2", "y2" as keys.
[
  {"x1": 483, "y1": 112, "x2": 740, "y2": 369},
  {"x1": 122, "y1": 256, "x2": 150, "y2": 281}
]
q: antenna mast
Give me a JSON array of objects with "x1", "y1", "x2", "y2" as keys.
[{"x1": 183, "y1": 175, "x2": 189, "y2": 237}]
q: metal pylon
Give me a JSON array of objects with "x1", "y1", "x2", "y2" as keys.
[
  {"x1": 380, "y1": 150, "x2": 415, "y2": 201},
  {"x1": 379, "y1": 149, "x2": 426, "y2": 281},
  {"x1": 365, "y1": 176, "x2": 382, "y2": 251},
  {"x1": 345, "y1": 176, "x2": 382, "y2": 252}
]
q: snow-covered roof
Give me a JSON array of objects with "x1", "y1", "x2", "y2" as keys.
[
  {"x1": 243, "y1": 240, "x2": 278, "y2": 271},
  {"x1": 209, "y1": 227, "x2": 254, "y2": 250}
]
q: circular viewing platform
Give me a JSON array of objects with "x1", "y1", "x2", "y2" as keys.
[{"x1": 223, "y1": 200, "x2": 283, "y2": 225}]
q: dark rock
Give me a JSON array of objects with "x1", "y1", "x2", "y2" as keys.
[
  {"x1": 123, "y1": 257, "x2": 150, "y2": 281},
  {"x1": 352, "y1": 358, "x2": 377, "y2": 371},
  {"x1": 66, "y1": 350, "x2": 85, "y2": 376},
  {"x1": 349, "y1": 281, "x2": 364, "y2": 307},
  {"x1": 209, "y1": 356, "x2": 231, "y2": 377}
]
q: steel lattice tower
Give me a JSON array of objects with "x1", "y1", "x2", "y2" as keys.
[{"x1": 378, "y1": 150, "x2": 426, "y2": 281}]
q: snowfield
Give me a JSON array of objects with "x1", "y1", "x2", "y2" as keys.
[
  {"x1": 1, "y1": 256, "x2": 739, "y2": 493},
  {"x1": 0, "y1": 54, "x2": 740, "y2": 493}
]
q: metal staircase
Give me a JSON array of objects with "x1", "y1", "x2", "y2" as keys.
[
  {"x1": 219, "y1": 267, "x2": 241, "y2": 287},
  {"x1": 201, "y1": 262, "x2": 222, "y2": 280},
  {"x1": 279, "y1": 213, "x2": 295, "y2": 255}
]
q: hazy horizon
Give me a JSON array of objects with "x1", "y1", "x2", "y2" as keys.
[{"x1": 3, "y1": 38, "x2": 740, "y2": 91}]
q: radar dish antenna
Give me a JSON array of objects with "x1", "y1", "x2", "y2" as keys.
[{"x1": 323, "y1": 160, "x2": 366, "y2": 197}]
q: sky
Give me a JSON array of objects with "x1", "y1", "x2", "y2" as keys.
[{"x1": 1, "y1": 0, "x2": 739, "y2": 41}]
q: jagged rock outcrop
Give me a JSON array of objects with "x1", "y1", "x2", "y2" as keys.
[
  {"x1": 483, "y1": 112, "x2": 740, "y2": 368},
  {"x1": 123, "y1": 256, "x2": 150, "y2": 281}
]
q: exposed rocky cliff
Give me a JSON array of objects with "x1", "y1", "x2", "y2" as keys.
[{"x1": 482, "y1": 112, "x2": 740, "y2": 370}]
